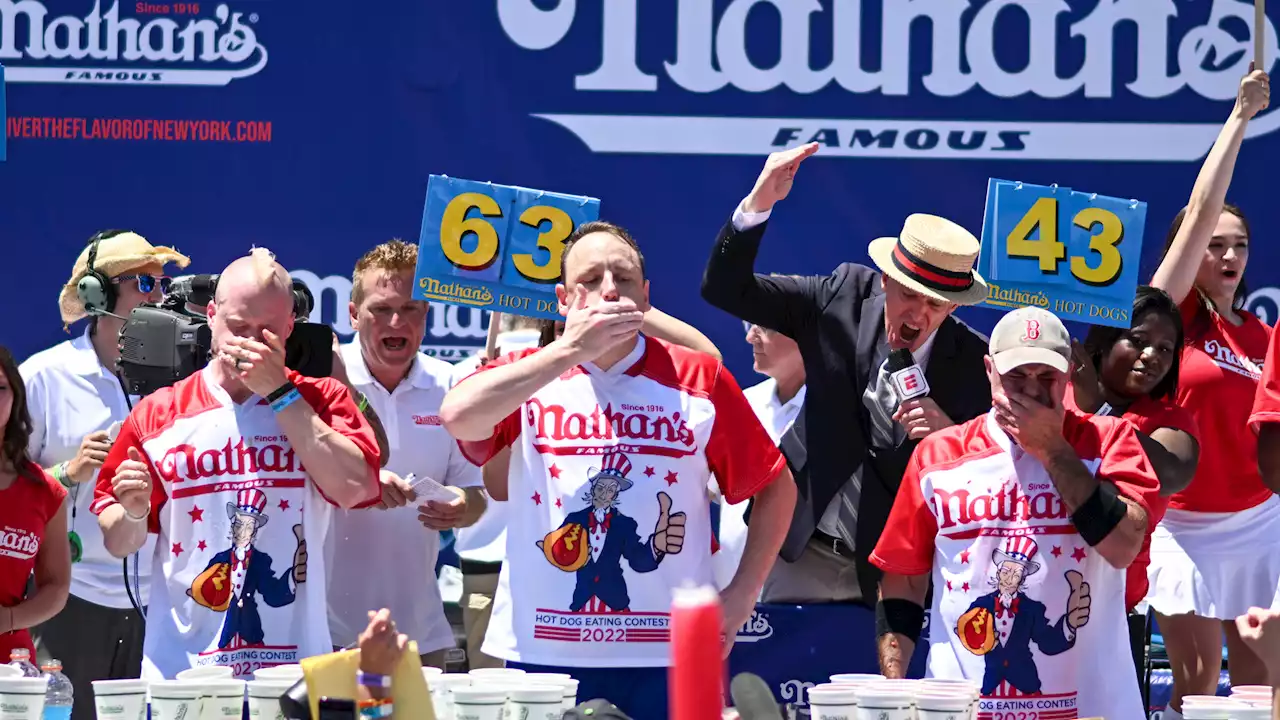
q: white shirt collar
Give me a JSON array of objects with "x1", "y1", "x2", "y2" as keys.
[
  {"x1": 912, "y1": 328, "x2": 939, "y2": 371},
  {"x1": 775, "y1": 381, "x2": 807, "y2": 411},
  {"x1": 67, "y1": 326, "x2": 109, "y2": 377},
  {"x1": 342, "y1": 337, "x2": 435, "y2": 393}
]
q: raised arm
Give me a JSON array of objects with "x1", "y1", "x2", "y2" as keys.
[
  {"x1": 701, "y1": 143, "x2": 830, "y2": 335},
  {"x1": 1151, "y1": 68, "x2": 1270, "y2": 303},
  {"x1": 642, "y1": 307, "x2": 721, "y2": 360}
]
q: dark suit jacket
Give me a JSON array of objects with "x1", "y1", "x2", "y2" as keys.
[
  {"x1": 558, "y1": 508, "x2": 660, "y2": 612},
  {"x1": 701, "y1": 216, "x2": 992, "y2": 601}
]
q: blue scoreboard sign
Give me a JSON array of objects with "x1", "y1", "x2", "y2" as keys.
[
  {"x1": 412, "y1": 175, "x2": 601, "y2": 320},
  {"x1": 977, "y1": 179, "x2": 1149, "y2": 328},
  {"x1": 1, "y1": 64, "x2": 6, "y2": 162}
]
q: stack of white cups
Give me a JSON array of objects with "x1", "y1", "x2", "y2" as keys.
[
  {"x1": 809, "y1": 674, "x2": 980, "y2": 720},
  {"x1": 1181, "y1": 692, "x2": 1270, "y2": 719},
  {"x1": 89, "y1": 663, "x2": 305, "y2": 720},
  {"x1": 437, "y1": 668, "x2": 579, "y2": 720}
]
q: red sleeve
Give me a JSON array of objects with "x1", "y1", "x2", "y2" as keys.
[
  {"x1": 1131, "y1": 401, "x2": 1199, "y2": 441},
  {"x1": 869, "y1": 447, "x2": 937, "y2": 576},
  {"x1": 23, "y1": 462, "x2": 67, "y2": 518},
  {"x1": 452, "y1": 349, "x2": 537, "y2": 467},
  {"x1": 705, "y1": 364, "x2": 786, "y2": 505},
  {"x1": 1251, "y1": 322, "x2": 1280, "y2": 434},
  {"x1": 1099, "y1": 419, "x2": 1162, "y2": 533},
  {"x1": 91, "y1": 410, "x2": 168, "y2": 534},
  {"x1": 297, "y1": 373, "x2": 382, "y2": 509}
]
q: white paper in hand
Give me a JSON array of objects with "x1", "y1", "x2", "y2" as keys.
[{"x1": 406, "y1": 473, "x2": 458, "y2": 504}]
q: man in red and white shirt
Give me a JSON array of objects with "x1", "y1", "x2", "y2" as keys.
[
  {"x1": 870, "y1": 307, "x2": 1159, "y2": 720},
  {"x1": 92, "y1": 249, "x2": 381, "y2": 680},
  {"x1": 441, "y1": 221, "x2": 795, "y2": 720}
]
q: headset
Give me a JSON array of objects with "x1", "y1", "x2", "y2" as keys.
[{"x1": 75, "y1": 229, "x2": 131, "y2": 316}]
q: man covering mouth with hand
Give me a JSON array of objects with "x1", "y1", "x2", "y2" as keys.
[{"x1": 701, "y1": 143, "x2": 995, "y2": 606}]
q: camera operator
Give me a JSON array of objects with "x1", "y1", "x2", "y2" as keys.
[
  {"x1": 19, "y1": 230, "x2": 190, "y2": 720},
  {"x1": 91, "y1": 248, "x2": 382, "y2": 680},
  {"x1": 325, "y1": 239, "x2": 486, "y2": 668}
]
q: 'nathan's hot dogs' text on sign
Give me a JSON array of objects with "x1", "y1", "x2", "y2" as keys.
[
  {"x1": 976, "y1": 179, "x2": 1148, "y2": 329},
  {"x1": 412, "y1": 175, "x2": 601, "y2": 320}
]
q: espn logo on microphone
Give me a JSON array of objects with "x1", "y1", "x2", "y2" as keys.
[{"x1": 890, "y1": 366, "x2": 930, "y2": 401}]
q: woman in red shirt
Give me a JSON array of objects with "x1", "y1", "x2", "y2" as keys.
[
  {"x1": 0, "y1": 346, "x2": 72, "y2": 661},
  {"x1": 1147, "y1": 66, "x2": 1276, "y2": 718},
  {"x1": 1067, "y1": 286, "x2": 1200, "y2": 687}
]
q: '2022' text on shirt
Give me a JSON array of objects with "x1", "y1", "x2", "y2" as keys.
[
  {"x1": 870, "y1": 410, "x2": 1159, "y2": 720},
  {"x1": 92, "y1": 368, "x2": 380, "y2": 680},
  {"x1": 456, "y1": 335, "x2": 786, "y2": 668}
]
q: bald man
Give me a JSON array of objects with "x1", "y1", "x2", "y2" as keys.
[{"x1": 92, "y1": 248, "x2": 382, "y2": 680}]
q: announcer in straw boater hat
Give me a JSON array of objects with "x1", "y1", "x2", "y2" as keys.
[{"x1": 701, "y1": 142, "x2": 996, "y2": 608}]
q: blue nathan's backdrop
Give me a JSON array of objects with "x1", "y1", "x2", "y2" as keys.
[{"x1": 3, "y1": 1, "x2": 1278, "y2": 713}]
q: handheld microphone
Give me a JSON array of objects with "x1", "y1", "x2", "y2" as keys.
[
  {"x1": 887, "y1": 348, "x2": 930, "y2": 403},
  {"x1": 729, "y1": 672, "x2": 784, "y2": 720}
]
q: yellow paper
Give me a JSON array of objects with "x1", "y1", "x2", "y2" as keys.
[{"x1": 300, "y1": 641, "x2": 435, "y2": 720}]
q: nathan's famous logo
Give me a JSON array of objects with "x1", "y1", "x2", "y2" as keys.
[
  {"x1": 0, "y1": 1, "x2": 267, "y2": 86},
  {"x1": 496, "y1": 0, "x2": 1280, "y2": 161},
  {"x1": 525, "y1": 399, "x2": 697, "y2": 448},
  {"x1": 929, "y1": 484, "x2": 1068, "y2": 531},
  {"x1": 417, "y1": 277, "x2": 495, "y2": 307},
  {"x1": 156, "y1": 440, "x2": 302, "y2": 484}
]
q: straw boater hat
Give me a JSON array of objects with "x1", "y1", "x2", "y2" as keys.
[
  {"x1": 866, "y1": 214, "x2": 989, "y2": 305},
  {"x1": 58, "y1": 231, "x2": 191, "y2": 324}
]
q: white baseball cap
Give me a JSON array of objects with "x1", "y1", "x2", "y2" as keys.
[{"x1": 988, "y1": 306, "x2": 1071, "y2": 374}]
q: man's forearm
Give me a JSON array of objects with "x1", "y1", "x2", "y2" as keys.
[
  {"x1": 440, "y1": 341, "x2": 581, "y2": 441},
  {"x1": 1042, "y1": 442, "x2": 1146, "y2": 568},
  {"x1": 458, "y1": 487, "x2": 488, "y2": 527},
  {"x1": 877, "y1": 573, "x2": 929, "y2": 679},
  {"x1": 99, "y1": 505, "x2": 149, "y2": 558},
  {"x1": 725, "y1": 469, "x2": 795, "y2": 598},
  {"x1": 276, "y1": 401, "x2": 375, "y2": 509}
]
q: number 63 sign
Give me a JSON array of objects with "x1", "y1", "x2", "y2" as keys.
[
  {"x1": 412, "y1": 175, "x2": 601, "y2": 319},
  {"x1": 976, "y1": 178, "x2": 1148, "y2": 329}
]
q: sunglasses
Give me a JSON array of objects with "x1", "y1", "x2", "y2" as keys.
[{"x1": 113, "y1": 274, "x2": 171, "y2": 295}]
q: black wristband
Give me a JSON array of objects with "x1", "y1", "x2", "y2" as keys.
[
  {"x1": 265, "y1": 381, "x2": 296, "y2": 404},
  {"x1": 875, "y1": 598, "x2": 925, "y2": 643},
  {"x1": 1071, "y1": 481, "x2": 1128, "y2": 547}
]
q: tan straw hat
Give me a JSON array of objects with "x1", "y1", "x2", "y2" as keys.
[
  {"x1": 58, "y1": 231, "x2": 191, "y2": 324},
  {"x1": 867, "y1": 214, "x2": 989, "y2": 305}
]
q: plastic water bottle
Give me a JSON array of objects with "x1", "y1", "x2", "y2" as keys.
[
  {"x1": 7, "y1": 649, "x2": 41, "y2": 677},
  {"x1": 40, "y1": 660, "x2": 73, "y2": 720}
]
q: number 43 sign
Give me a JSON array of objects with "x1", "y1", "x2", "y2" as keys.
[
  {"x1": 976, "y1": 179, "x2": 1148, "y2": 329},
  {"x1": 412, "y1": 174, "x2": 601, "y2": 319}
]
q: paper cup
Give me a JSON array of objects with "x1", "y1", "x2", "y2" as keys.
[
  {"x1": 92, "y1": 679, "x2": 149, "y2": 720},
  {"x1": 252, "y1": 666, "x2": 303, "y2": 681},
  {"x1": 830, "y1": 674, "x2": 885, "y2": 685},
  {"x1": 450, "y1": 686, "x2": 507, "y2": 720},
  {"x1": 430, "y1": 674, "x2": 474, "y2": 720},
  {"x1": 558, "y1": 678, "x2": 579, "y2": 712},
  {"x1": 245, "y1": 680, "x2": 293, "y2": 720},
  {"x1": 0, "y1": 668, "x2": 21, "y2": 679},
  {"x1": 175, "y1": 667, "x2": 234, "y2": 681},
  {"x1": 197, "y1": 680, "x2": 246, "y2": 720},
  {"x1": 143, "y1": 681, "x2": 203, "y2": 720},
  {"x1": 506, "y1": 686, "x2": 564, "y2": 720},
  {"x1": 917, "y1": 692, "x2": 974, "y2": 720},
  {"x1": 1234, "y1": 708, "x2": 1272, "y2": 720},
  {"x1": 807, "y1": 684, "x2": 858, "y2": 719},
  {"x1": 0, "y1": 677, "x2": 49, "y2": 720},
  {"x1": 852, "y1": 686, "x2": 913, "y2": 720},
  {"x1": 468, "y1": 668, "x2": 525, "y2": 681}
]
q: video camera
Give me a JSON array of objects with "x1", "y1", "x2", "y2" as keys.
[{"x1": 116, "y1": 273, "x2": 335, "y2": 397}]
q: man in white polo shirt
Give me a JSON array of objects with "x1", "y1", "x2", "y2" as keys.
[
  {"x1": 442, "y1": 220, "x2": 795, "y2": 720},
  {"x1": 870, "y1": 306, "x2": 1160, "y2": 720},
  {"x1": 21, "y1": 229, "x2": 190, "y2": 720},
  {"x1": 326, "y1": 240, "x2": 487, "y2": 667}
]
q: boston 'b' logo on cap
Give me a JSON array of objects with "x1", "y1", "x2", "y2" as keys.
[{"x1": 1021, "y1": 319, "x2": 1041, "y2": 342}]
